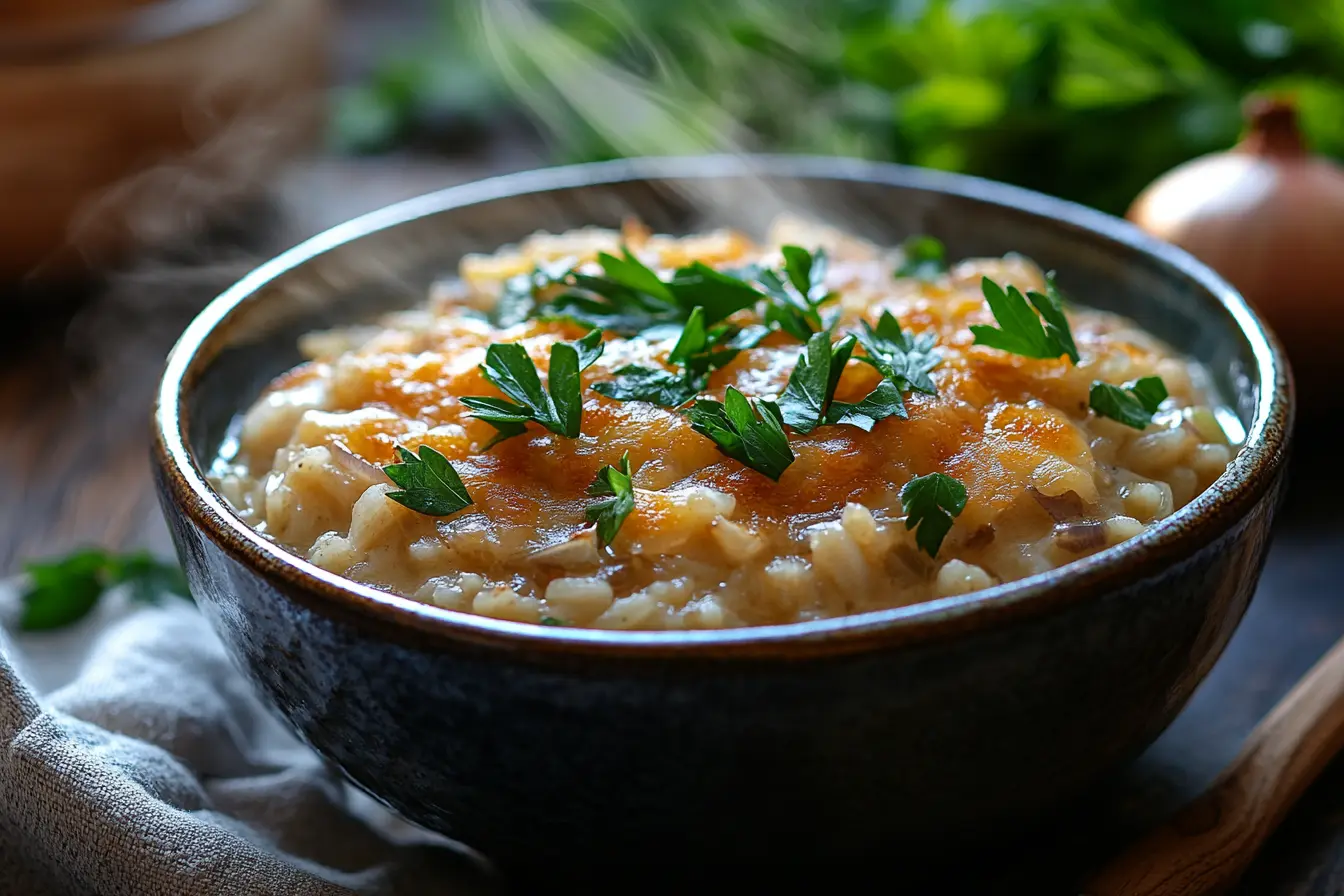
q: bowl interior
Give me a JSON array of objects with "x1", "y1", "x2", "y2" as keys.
[
  {"x1": 189, "y1": 158, "x2": 1263, "y2": 463},
  {"x1": 168, "y1": 156, "x2": 1284, "y2": 646}
]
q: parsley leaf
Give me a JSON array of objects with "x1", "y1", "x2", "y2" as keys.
[
  {"x1": 895, "y1": 235, "x2": 948, "y2": 280},
  {"x1": 1089, "y1": 376, "x2": 1168, "y2": 429},
  {"x1": 492, "y1": 261, "x2": 572, "y2": 328},
  {"x1": 19, "y1": 549, "x2": 190, "y2": 632},
  {"x1": 826, "y1": 379, "x2": 906, "y2": 431},
  {"x1": 585, "y1": 451, "x2": 637, "y2": 546},
  {"x1": 462, "y1": 330, "x2": 604, "y2": 443},
  {"x1": 593, "y1": 366, "x2": 702, "y2": 408},
  {"x1": 856, "y1": 311, "x2": 941, "y2": 396},
  {"x1": 594, "y1": 308, "x2": 767, "y2": 409},
  {"x1": 778, "y1": 331, "x2": 905, "y2": 434},
  {"x1": 383, "y1": 445, "x2": 474, "y2": 516},
  {"x1": 970, "y1": 276, "x2": 1080, "y2": 364},
  {"x1": 537, "y1": 248, "x2": 762, "y2": 336},
  {"x1": 540, "y1": 616, "x2": 568, "y2": 626},
  {"x1": 900, "y1": 472, "x2": 968, "y2": 558},
  {"x1": 687, "y1": 388, "x2": 795, "y2": 480},
  {"x1": 755, "y1": 247, "x2": 835, "y2": 340}
]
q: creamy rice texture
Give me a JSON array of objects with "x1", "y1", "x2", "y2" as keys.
[{"x1": 210, "y1": 219, "x2": 1238, "y2": 630}]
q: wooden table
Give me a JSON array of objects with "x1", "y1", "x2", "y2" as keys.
[{"x1": 3, "y1": 152, "x2": 1342, "y2": 894}]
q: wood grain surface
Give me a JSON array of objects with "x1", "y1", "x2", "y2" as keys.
[{"x1": 1, "y1": 151, "x2": 1342, "y2": 893}]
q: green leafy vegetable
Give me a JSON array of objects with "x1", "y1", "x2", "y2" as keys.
[
  {"x1": 1089, "y1": 376, "x2": 1169, "y2": 429},
  {"x1": 895, "y1": 236, "x2": 949, "y2": 280},
  {"x1": 462, "y1": 330, "x2": 604, "y2": 444},
  {"x1": 781, "y1": 244, "x2": 831, "y2": 304},
  {"x1": 900, "y1": 472, "x2": 969, "y2": 558},
  {"x1": 970, "y1": 276, "x2": 1080, "y2": 364},
  {"x1": 383, "y1": 445, "x2": 475, "y2": 516},
  {"x1": 540, "y1": 616, "x2": 568, "y2": 626},
  {"x1": 856, "y1": 310, "x2": 941, "y2": 395},
  {"x1": 686, "y1": 388, "x2": 795, "y2": 480},
  {"x1": 19, "y1": 549, "x2": 190, "y2": 632},
  {"x1": 778, "y1": 331, "x2": 906, "y2": 434},
  {"x1": 585, "y1": 451, "x2": 637, "y2": 546}
]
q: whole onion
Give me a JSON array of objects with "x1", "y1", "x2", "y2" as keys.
[{"x1": 1128, "y1": 97, "x2": 1344, "y2": 406}]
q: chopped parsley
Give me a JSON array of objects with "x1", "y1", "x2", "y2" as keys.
[
  {"x1": 900, "y1": 472, "x2": 968, "y2": 558},
  {"x1": 1089, "y1": 376, "x2": 1168, "y2": 429},
  {"x1": 492, "y1": 261, "x2": 572, "y2": 328},
  {"x1": 540, "y1": 616, "x2": 568, "y2": 626},
  {"x1": 687, "y1": 388, "x2": 795, "y2": 481},
  {"x1": 462, "y1": 330, "x2": 605, "y2": 445},
  {"x1": 585, "y1": 451, "x2": 637, "y2": 546},
  {"x1": 778, "y1": 331, "x2": 905, "y2": 434},
  {"x1": 756, "y1": 246, "x2": 836, "y2": 340},
  {"x1": 538, "y1": 247, "x2": 761, "y2": 336},
  {"x1": 383, "y1": 445, "x2": 474, "y2": 517},
  {"x1": 856, "y1": 310, "x2": 941, "y2": 396},
  {"x1": 593, "y1": 307, "x2": 768, "y2": 408},
  {"x1": 19, "y1": 549, "x2": 191, "y2": 632},
  {"x1": 895, "y1": 235, "x2": 948, "y2": 280},
  {"x1": 970, "y1": 276, "x2": 1080, "y2": 364}
]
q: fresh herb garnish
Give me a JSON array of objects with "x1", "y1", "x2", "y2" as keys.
[
  {"x1": 593, "y1": 365, "x2": 703, "y2": 408},
  {"x1": 687, "y1": 388, "x2": 795, "y2": 481},
  {"x1": 19, "y1": 549, "x2": 190, "y2": 632},
  {"x1": 540, "y1": 616, "x2": 568, "y2": 626},
  {"x1": 383, "y1": 445, "x2": 474, "y2": 516},
  {"x1": 462, "y1": 330, "x2": 604, "y2": 445},
  {"x1": 856, "y1": 310, "x2": 941, "y2": 396},
  {"x1": 538, "y1": 247, "x2": 761, "y2": 336},
  {"x1": 895, "y1": 235, "x2": 948, "y2": 280},
  {"x1": 970, "y1": 276, "x2": 1080, "y2": 364},
  {"x1": 1089, "y1": 376, "x2": 1168, "y2": 430},
  {"x1": 777, "y1": 331, "x2": 907, "y2": 434},
  {"x1": 756, "y1": 246, "x2": 836, "y2": 340},
  {"x1": 492, "y1": 261, "x2": 572, "y2": 328},
  {"x1": 593, "y1": 307, "x2": 768, "y2": 409},
  {"x1": 586, "y1": 451, "x2": 637, "y2": 546},
  {"x1": 900, "y1": 472, "x2": 968, "y2": 558}
]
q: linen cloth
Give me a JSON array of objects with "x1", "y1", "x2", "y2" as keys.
[{"x1": 0, "y1": 583, "x2": 494, "y2": 896}]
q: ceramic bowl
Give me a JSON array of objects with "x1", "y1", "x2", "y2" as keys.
[{"x1": 152, "y1": 156, "x2": 1292, "y2": 876}]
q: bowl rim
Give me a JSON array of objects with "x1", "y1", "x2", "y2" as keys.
[{"x1": 153, "y1": 154, "x2": 1293, "y2": 659}]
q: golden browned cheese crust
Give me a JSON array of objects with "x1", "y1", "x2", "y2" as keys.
[{"x1": 211, "y1": 219, "x2": 1236, "y2": 630}]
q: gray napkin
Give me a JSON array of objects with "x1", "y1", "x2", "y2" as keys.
[{"x1": 0, "y1": 583, "x2": 494, "y2": 896}]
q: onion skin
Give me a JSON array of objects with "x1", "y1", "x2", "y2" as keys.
[{"x1": 1128, "y1": 98, "x2": 1344, "y2": 406}]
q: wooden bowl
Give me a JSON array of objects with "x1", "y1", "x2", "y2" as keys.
[{"x1": 0, "y1": 0, "x2": 329, "y2": 282}]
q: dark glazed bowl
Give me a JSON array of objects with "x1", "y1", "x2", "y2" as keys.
[{"x1": 152, "y1": 156, "x2": 1292, "y2": 876}]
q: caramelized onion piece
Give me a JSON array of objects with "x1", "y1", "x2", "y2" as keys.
[
  {"x1": 964, "y1": 524, "x2": 996, "y2": 550},
  {"x1": 1029, "y1": 487, "x2": 1087, "y2": 522},
  {"x1": 530, "y1": 529, "x2": 601, "y2": 570},
  {"x1": 329, "y1": 440, "x2": 385, "y2": 486},
  {"x1": 1053, "y1": 519, "x2": 1106, "y2": 553}
]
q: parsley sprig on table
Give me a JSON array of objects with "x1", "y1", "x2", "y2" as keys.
[
  {"x1": 383, "y1": 445, "x2": 474, "y2": 517},
  {"x1": 777, "y1": 331, "x2": 905, "y2": 434},
  {"x1": 687, "y1": 388, "x2": 795, "y2": 481},
  {"x1": 901, "y1": 472, "x2": 968, "y2": 558},
  {"x1": 1089, "y1": 376, "x2": 1169, "y2": 430},
  {"x1": 971, "y1": 275, "x2": 1080, "y2": 364},
  {"x1": 586, "y1": 451, "x2": 638, "y2": 546},
  {"x1": 462, "y1": 330, "x2": 604, "y2": 445},
  {"x1": 18, "y1": 549, "x2": 191, "y2": 632}
]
